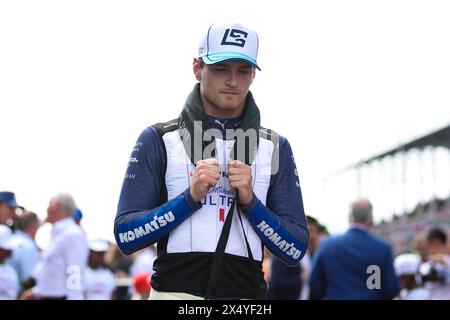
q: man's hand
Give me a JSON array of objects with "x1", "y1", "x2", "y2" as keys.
[
  {"x1": 190, "y1": 158, "x2": 221, "y2": 202},
  {"x1": 228, "y1": 160, "x2": 253, "y2": 206}
]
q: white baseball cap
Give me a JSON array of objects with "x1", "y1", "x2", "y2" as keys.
[
  {"x1": 199, "y1": 22, "x2": 260, "y2": 70},
  {"x1": 394, "y1": 253, "x2": 420, "y2": 276}
]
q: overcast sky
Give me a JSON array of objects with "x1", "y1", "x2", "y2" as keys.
[{"x1": 1, "y1": 1, "x2": 449, "y2": 244}]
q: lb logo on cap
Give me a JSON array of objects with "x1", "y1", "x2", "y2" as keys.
[{"x1": 221, "y1": 29, "x2": 248, "y2": 47}]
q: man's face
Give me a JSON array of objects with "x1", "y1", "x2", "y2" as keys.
[
  {"x1": 0, "y1": 203, "x2": 16, "y2": 225},
  {"x1": 194, "y1": 59, "x2": 255, "y2": 118}
]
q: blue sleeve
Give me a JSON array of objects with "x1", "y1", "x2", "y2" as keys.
[
  {"x1": 114, "y1": 127, "x2": 202, "y2": 255},
  {"x1": 242, "y1": 136, "x2": 309, "y2": 266}
]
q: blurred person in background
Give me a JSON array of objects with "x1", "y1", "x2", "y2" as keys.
[
  {"x1": 132, "y1": 272, "x2": 151, "y2": 300},
  {"x1": 108, "y1": 244, "x2": 134, "y2": 300},
  {"x1": 8, "y1": 211, "x2": 40, "y2": 291},
  {"x1": 20, "y1": 193, "x2": 88, "y2": 300},
  {"x1": 309, "y1": 199, "x2": 399, "y2": 300},
  {"x1": 84, "y1": 239, "x2": 116, "y2": 300},
  {"x1": 267, "y1": 215, "x2": 321, "y2": 300},
  {"x1": 266, "y1": 252, "x2": 302, "y2": 300},
  {"x1": 0, "y1": 225, "x2": 20, "y2": 300},
  {"x1": 299, "y1": 216, "x2": 322, "y2": 300},
  {"x1": 114, "y1": 22, "x2": 309, "y2": 300},
  {"x1": 394, "y1": 253, "x2": 429, "y2": 300},
  {"x1": 318, "y1": 224, "x2": 330, "y2": 241},
  {"x1": 130, "y1": 245, "x2": 157, "y2": 277},
  {"x1": 419, "y1": 227, "x2": 450, "y2": 299},
  {"x1": 412, "y1": 231, "x2": 429, "y2": 264}
]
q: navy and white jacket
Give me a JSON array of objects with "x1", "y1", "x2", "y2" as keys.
[{"x1": 114, "y1": 84, "x2": 309, "y2": 299}]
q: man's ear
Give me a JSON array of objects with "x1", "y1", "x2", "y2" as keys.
[{"x1": 193, "y1": 58, "x2": 202, "y2": 81}]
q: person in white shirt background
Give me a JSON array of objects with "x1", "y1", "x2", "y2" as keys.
[
  {"x1": 394, "y1": 253, "x2": 430, "y2": 300},
  {"x1": 8, "y1": 211, "x2": 40, "y2": 291},
  {"x1": 20, "y1": 193, "x2": 88, "y2": 300},
  {"x1": 0, "y1": 225, "x2": 20, "y2": 300},
  {"x1": 84, "y1": 239, "x2": 116, "y2": 300}
]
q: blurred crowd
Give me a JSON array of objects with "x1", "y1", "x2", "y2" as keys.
[
  {"x1": 0, "y1": 191, "x2": 155, "y2": 300},
  {"x1": 1, "y1": 190, "x2": 449, "y2": 300}
]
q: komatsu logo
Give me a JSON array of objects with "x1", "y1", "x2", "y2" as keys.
[
  {"x1": 118, "y1": 211, "x2": 175, "y2": 243},
  {"x1": 256, "y1": 220, "x2": 302, "y2": 259}
]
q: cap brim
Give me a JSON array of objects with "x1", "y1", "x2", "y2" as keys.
[{"x1": 202, "y1": 52, "x2": 261, "y2": 71}]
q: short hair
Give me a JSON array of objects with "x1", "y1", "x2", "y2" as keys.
[
  {"x1": 350, "y1": 199, "x2": 373, "y2": 224},
  {"x1": 52, "y1": 193, "x2": 77, "y2": 217},
  {"x1": 427, "y1": 227, "x2": 447, "y2": 245},
  {"x1": 16, "y1": 211, "x2": 39, "y2": 231}
]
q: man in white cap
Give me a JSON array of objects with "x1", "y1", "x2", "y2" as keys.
[
  {"x1": 84, "y1": 239, "x2": 116, "y2": 300},
  {"x1": 20, "y1": 193, "x2": 88, "y2": 300},
  {"x1": 114, "y1": 22, "x2": 309, "y2": 299},
  {"x1": 0, "y1": 225, "x2": 20, "y2": 300},
  {"x1": 394, "y1": 253, "x2": 430, "y2": 300}
]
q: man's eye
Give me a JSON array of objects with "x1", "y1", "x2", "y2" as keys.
[{"x1": 214, "y1": 67, "x2": 227, "y2": 72}]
